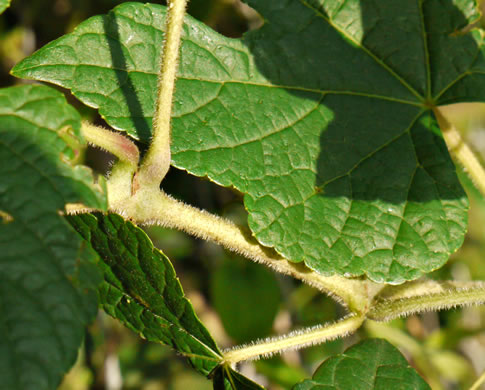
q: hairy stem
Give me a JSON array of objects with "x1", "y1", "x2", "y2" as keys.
[
  {"x1": 368, "y1": 281, "x2": 485, "y2": 321},
  {"x1": 111, "y1": 187, "x2": 380, "y2": 313},
  {"x1": 137, "y1": 0, "x2": 188, "y2": 188},
  {"x1": 434, "y1": 106, "x2": 485, "y2": 197},
  {"x1": 223, "y1": 314, "x2": 364, "y2": 364},
  {"x1": 107, "y1": 161, "x2": 137, "y2": 205},
  {"x1": 81, "y1": 121, "x2": 139, "y2": 168}
]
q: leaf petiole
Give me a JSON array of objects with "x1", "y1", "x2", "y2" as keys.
[
  {"x1": 368, "y1": 280, "x2": 485, "y2": 321},
  {"x1": 222, "y1": 314, "x2": 365, "y2": 364},
  {"x1": 434, "y1": 106, "x2": 485, "y2": 197},
  {"x1": 81, "y1": 121, "x2": 139, "y2": 168},
  {"x1": 136, "y1": 0, "x2": 188, "y2": 189}
]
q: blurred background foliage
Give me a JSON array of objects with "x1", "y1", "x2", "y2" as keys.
[{"x1": 2, "y1": 1, "x2": 485, "y2": 389}]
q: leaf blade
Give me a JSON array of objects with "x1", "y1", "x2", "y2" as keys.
[
  {"x1": 212, "y1": 364, "x2": 265, "y2": 390},
  {"x1": 0, "y1": 84, "x2": 106, "y2": 390},
  {"x1": 292, "y1": 339, "x2": 430, "y2": 390},
  {"x1": 0, "y1": 0, "x2": 10, "y2": 14},
  {"x1": 67, "y1": 212, "x2": 223, "y2": 376},
  {"x1": 12, "y1": 1, "x2": 475, "y2": 282}
]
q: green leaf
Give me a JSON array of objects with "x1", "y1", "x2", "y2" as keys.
[
  {"x1": 0, "y1": 0, "x2": 10, "y2": 14},
  {"x1": 12, "y1": 1, "x2": 474, "y2": 283},
  {"x1": 0, "y1": 84, "x2": 106, "y2": 390},
  {"x1": 212, "y1": 364, "x2": 265, "y2": 390},
  {"x1": 293, "y1": 339, "x2": 430, "y2": 390},
  {"x1": 210, "y1": 258, "x2": 280, "y2": 343},
  {"x1": 66, "y1": 212, "x2": 223, "y2": 376}
]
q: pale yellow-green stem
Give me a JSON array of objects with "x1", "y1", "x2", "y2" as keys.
[
  {"x1": 137, "y1": 0, "x2": 188, "y2": 189},
  {"x1": 81, "y1": 121, "x2": 139, "y2": 168},
  {"x1": 368, "y1": 281, "x2": 485, "y2": 321},
  {"x1": 109, "y1": 186, "x2": 382, "y2": 313},
  {"x1": 107, "y1": 161, "x2": 137, "y2": 205},
  {"x1": 434, "y1": 106, "x2": 485, "y2": 197},
  {"x1": 222, "y1": 314, "x2": 364, "y2": 364}
]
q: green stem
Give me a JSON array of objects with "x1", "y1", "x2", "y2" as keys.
[
  {"x1": 81, "y1": 121, "x2": 139, "y2": 168},
  {"x1": 368, "y1": 281, "x2": 485, "y2": 321},
  {"x1": 223, "y1": 314, "x2": 364, "y2": 364},
  {"x1": 111, "y1": 187, "x2": 380, "y2": 312},
  {"x1": 137, "y1": 0, "x2": 188, "y2": 189},
  {"x1": 434, "y1": 106, "x2": 485, "y2": 197},
  {"x1": 107, "y1": 161, "x2": 137, "y2": 205}
]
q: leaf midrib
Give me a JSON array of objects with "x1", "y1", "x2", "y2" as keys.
[
  {"x1": 105, "y1": 280, "x2": 222, "y2": 362},
  {"x1": 18, "y1": 62, "x2": 424, "y2": 108}
]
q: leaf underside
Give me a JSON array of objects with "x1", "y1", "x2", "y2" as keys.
[
  {"x1": 67, "y1": 212, "x2": 223, "y2": 377},
  {"x1": 0, "y1": 85, "x2": 106, "y2": 390},
  {"x1": 293, "y1": 338, "x2": 430, "y2": 390},
  {"x1": 13, "y1": 0, "x2": 482, "y2": 283}
]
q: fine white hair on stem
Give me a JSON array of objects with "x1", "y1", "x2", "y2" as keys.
[
  {"x1": 369, "y1": 283, "x2": 485, "y2": 321},
  {"x1": 222, "y1": 314, "x2": 364, "y2": 364},
  {"x1": 114, "y1": 187, "x2": 378, "y2": 313}
]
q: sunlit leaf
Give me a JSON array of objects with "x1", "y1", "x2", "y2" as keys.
[
  {"x1": 293, "y1": 339, "x2": 430, "y2": 390},
  {"x1": 12, "y1": 1, "x2": 474, "y2": 282}
]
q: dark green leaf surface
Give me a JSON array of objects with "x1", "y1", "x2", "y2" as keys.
[
  {"x1": 0, "y1": 0, "x2": 10, "y2": 14},
  {"x1": 0, "y1": 85, "x2": 106, "y2": 390},
  {"x1": 293, "y1": 339, "x2": 430, "y2": 390},
  {"x1": 212, "y1": 364, "x2": 265, "y2": 390},
  {"x1": 211, "y1": 258, "x2": 280, "y2": 343},
  {"x1": 12, "y1": 1, "x2": 476, "y2": 282},
  {"x1": 67, "y1": 212, "x2": 222, "y2": 376}
]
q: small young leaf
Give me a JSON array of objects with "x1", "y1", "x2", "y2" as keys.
[
  {"x1": 212, "y1": 364, "x2": 265, "y2": 390},
  {"x1": 293, "y1": 339, "x2": 430, "y2": 390},
  {"x1": 67, "y1": 212, "x2": 222, "y2": 376},
  {"x1": 12, "y1": 1, "x2": 475, "y2": 283},
  {"x1": 0, "y1": 85, "x2": 106, "y2": 390},
  {"x1": 0, "y1": 0, "x2": 10, "y2": 14},
  {"x1": 211, "y1": 258, "x2": 280, "y2": 343}
]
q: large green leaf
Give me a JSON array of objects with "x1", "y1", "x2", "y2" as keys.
[
  {"x1": 66, "y1": 212, "x2": 223, "y2": 376},
  {"x1": 12, "y1": 1, "x2": 475, "y2": 283},
  {"x1": 0, "y1": 85, "x2": 106, "y2": 390},
  {"x1": 293, "y1": 339, "x2": 430, "y2": 390}
]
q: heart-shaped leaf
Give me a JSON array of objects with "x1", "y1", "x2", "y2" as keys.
[
  {"x1": 293, "y1": 339, "x2": 430, "y2": 390},
  {"x1": 12, "y1": 1, "x2": 474, "y2": 283}
]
